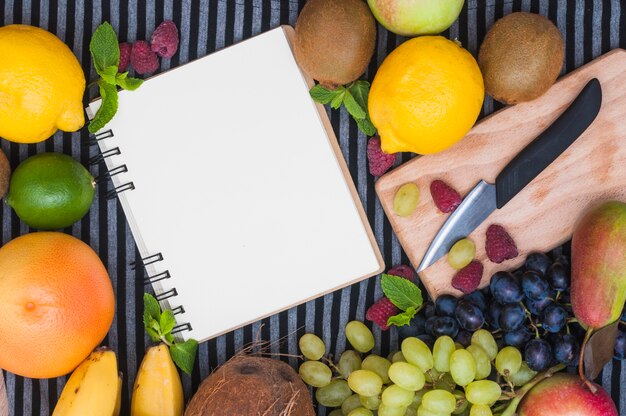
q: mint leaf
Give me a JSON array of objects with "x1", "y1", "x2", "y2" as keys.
[
  {"x1": 356, "y1": 117, "x2": 377, "y2": 136},
  {"x1": 387, "y1": 306, "x2": 417, "y2": 327},
  {"x1": 116, "y1": 76, "x2": 144, "y2": 91},
  {"x1": 89, "y1": 81, "x2": 118, "y2": 133},
  {"x1": 144, "y1": 293, "x2": 161, "y2": 321},
  {"x1": 146, "y1": 326, "x2": 161, "y2": 343},
  {"x1": 164, "y1": 332, "x2": 175, "y2": 344},
  {"x1": 330, "y1": 87, "x2": 346, "y2": 109},
  {"x1": 159, "y1": 310, "x2": 176, "y2": 335},
  {"x1": 90, "y1": 22, "x2": 120, "y2": 75},
  {"x1": 170, "y1": 339, "x2": 198, "y2": 375},
  {"x1": 381, "y1": 274, "x2": 423, "y2": 311},
  {"x1": 310, "y1": 84, "x2": 338, "y2": 104},
  {"x1": 343, "y1": 90, "x2": 366, "y2": 120},
  {"x1": 100, "y1": 65, "x2": 119, "y2": 85}
]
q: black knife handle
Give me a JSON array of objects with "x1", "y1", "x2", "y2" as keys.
[{"x1": 495, "y1": 78, "x2": 602, "y2": 209}]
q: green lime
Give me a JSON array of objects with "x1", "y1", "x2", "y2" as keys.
[{"x1": 6, "y1": 153, "x2": 95, "y2": 230}]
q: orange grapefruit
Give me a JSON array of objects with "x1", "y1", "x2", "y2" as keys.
[{"x1": 0, "y1": 232, "x2": 114, "y2": 378}]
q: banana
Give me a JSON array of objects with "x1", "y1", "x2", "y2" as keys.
[
  {"x1": 52, "y1": 348, "x2": 120, "y2": 416},
  {"x1": 114, "y1": 373, "x2": 122, "y2": 416},
  {"x1": 131, "y1": 344, "x2": 184, "y2": 416}
]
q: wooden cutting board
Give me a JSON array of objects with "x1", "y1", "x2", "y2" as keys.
[{"x1": 375, "y1": 48, "x2": 626, "y2": 299}]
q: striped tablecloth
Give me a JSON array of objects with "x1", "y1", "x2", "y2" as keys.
[{"x1": 1, "y1": 1, "x2": 625, "y2": 415}]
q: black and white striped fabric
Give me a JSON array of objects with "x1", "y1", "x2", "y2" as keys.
[{"x1": 1, "y1": 1, "x2": 625, "y2": 415}]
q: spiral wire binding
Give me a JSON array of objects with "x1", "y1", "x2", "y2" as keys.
[{"x1": 91, "y1": 132, "x2": 193, "y2": 334}]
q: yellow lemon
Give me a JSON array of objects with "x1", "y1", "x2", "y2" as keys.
[
  {"x1": 369, "y1": 36, "x2": 484, "y2": 155},
  {"x1": 0, "y1": 24, "x2": 85, "y2": 143}
]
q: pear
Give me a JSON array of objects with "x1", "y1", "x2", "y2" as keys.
[{"x1": 571, "y1": 201, "x2": 626, "y2": 329}]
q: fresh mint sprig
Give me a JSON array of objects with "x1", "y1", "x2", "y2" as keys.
[
  {"x1": 143, "y1": 293, "x2": 198, "y2": 375},
  {"x1": 381, "y1": 274, "x2": 424, "y2": 328},
  {"x1": 88, "y1": 22, "x2": 144, "y2": 133},
  {"x1": 310, "y1": 80, "x2": 376, "y2": 136}
]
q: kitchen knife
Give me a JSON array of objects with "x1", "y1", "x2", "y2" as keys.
[{"x1": 416, "y1": 78, "x2": 602, "y2": 273}]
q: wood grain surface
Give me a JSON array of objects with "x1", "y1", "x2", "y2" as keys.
[
  {"x1": 375, "y1": 49, "x2": 626, "y2": 299},
  {"x1": 0, "y1": 373, "x2": 7, "y2": 416}
]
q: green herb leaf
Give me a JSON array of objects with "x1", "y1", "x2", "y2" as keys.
[
  {"x1": 356, "y1": 117, "x2": 377, "y2": 136},
  {"x1": 387, "y1": 306, "x2": 417, "y2": 327},
  {"x1": 159, "y1": 310, "x2": 176, "y2": 335},
  {"x1": 310, "y1": 84, "x2": 338, "y2": 104},
  {"x1": 116, "y1": 76, "x2": 144, "y2": 91},
  {"x1": 89, "y1": 81, "x2": 119, "y2": 133},
  {"x1": 100, "y1": 65, "x2": 119, "y2": 85},
  {"x1": 144, "y1": 293, "x2": 161, "y2": 321},
  {"x1": 330, "y1": 87, "x2": 346, "y2": 109},
  {"x1": 146, "y1": 326, "x2": 161, "y2": 343},
  {"x1": 164, "y1": 332, "x2": 175, "y2": 344},
  {"x1": 90, "y1": 22, "x2": 120, "y2": 75},
  {"x1": 170, "y1": 339, "x2": 198, "y2": 375},
  {"x1": 381, "y1": 274, "x2": 423, "y2": 311},
  {"x1": 343, "y1": 90, "x2": 366, "y2": 120}
]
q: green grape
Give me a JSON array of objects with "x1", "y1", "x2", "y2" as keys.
[
  {"x1": 379, "y1": 403, "x2": 409, "y2": 416},
  {"x1": 433, "y1": 371, "x2": 457, "y2": 392},
  {"x1": 405, "y1": 406, "x2": 418, "y2": 416},
  {"x1": 388, "y1": 362, "x2": 425, "y2": 391},
  {"x1": 346, "y1": 321, "x2": 375, "y2": 353},
  {"x1": 466, "y1": 345, "x2": 491, "y2": 380},
  {"x1": 392, "y1": 351, "x2": 407, "y2": 363},
  {"x1": 454, "y1": 342, "x2": 464, "y2": 350},
  {"x1": 470, "y1": 330, "x2": 498, "y2": 361},
  {"x1": 360, "y1": 394, "x2": 381, "y2": 410},
  {"x1": 469, "y1": 404, "x2": 493, "y2": 416},
  {"x1": 299, "y1": 333, "x2": 326, "y2": 360},
  {"x1": 448, "y1": 238, "x2": 476, "y2": 269},
  {"x1": 316, "y1": 379, "x2": 353, "y2": 407},
  {"x1": 328, "y1": 410, "x2": 344, "y2": 416},
  {"x1": 411, "y1": 389, "x2": 426, "y2": 409},
  {"x1": 417, "y1": 406, "x2": 449, "y2": 416},
  {"x1": 348, "y1": 408, "x2": 374, "y2": 416},
  {"x1": 449, "y1": 349, "x2": 476, "y2": 386},
  {"x1": 421, "y1": 389, "x2": 457, "y2": 414},
  {"x1": 342, "y1": 394, "x2": 363, "y2": 415},
  {"x1": 382, "y1": 385, "x2": 415, "y2": 408},
  {"x1": 348, "y1": 370, "x2": 384, "y2": 397},
  {"x1": 465, "y1": 380, "x2": 502, "y2": 405},
  {"x1": 401, "y1": 337, "x2": 434, "y2": 372},
  {"x1": 298, "y1": 360, "x2": 332, "y2": 387},
  {"x1": 433, "y1": 336, "x2": 456, "y2": 373},
  {"x1": 509, "y1": 361, "x2": 537, "y2": 386},
  {"x1": 495, "y1": 346, "x2": 522, "y2": 377},
  {"x1": 362, "y1": 355, "x2": 392, "y2": 384},
  {"x1": 424, "y1": 367, "x2": 441, "y2": 383},
  {"x1": 452, "y1": 390, "x2": 469, "y2": 415},
  {"x1": 339, "y1": 350, "x2": 363, "y2": 379},
  {"x1": 393, "y1": 183, "x2": 420, "y2": 217}
]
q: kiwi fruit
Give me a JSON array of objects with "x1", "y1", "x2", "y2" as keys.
[
  {"x1": 478, "y1": 12, "x2": 564, "y2": 104},
  {"x1": 294, "y1": 0, "x2": 376, "y2": 88},
  {"x1": 0, "y1": 149, "x2": 10, "y2": 199}
]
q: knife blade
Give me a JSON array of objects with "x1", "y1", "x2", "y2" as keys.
[{"x1": 417, "y1": 78, "x2": 602, "y2": 273}]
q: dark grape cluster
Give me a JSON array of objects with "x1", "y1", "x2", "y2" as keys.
[{"x1": 398, "y1": 251, "x2": 591, "y2": 372}]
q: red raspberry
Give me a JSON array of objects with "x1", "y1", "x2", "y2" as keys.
[
  {"x1": 130, "y1": 41, "x2": 159, "y2": 74},
  {"x1": 366, "y1": 297, "x2": 399, "y2": 330},
  {"x1": 430, "y1": 180, "x2": 462, "y2": 213},
  {"x1": 119, "y1": 42, "x2": 131, "y2": 72},
  {"x1": 151, "y1": 20, "x2": 179, "y2": 59},
  {"x1": 485, "y1": 224, "x2": 519, "y2": 263},
  {"x1": 387, "y1": 265, "x2": 415, "y2": 282},
  {"x1": 452, "y1": 261, "x2": 484, "y2": 294},
  {"x1": 367, "y1": 136, "x2": 397, "y2": 177}
]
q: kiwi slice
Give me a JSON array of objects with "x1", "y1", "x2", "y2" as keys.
[
  {"x1": 294, "y1": 0, "x2": 376, "y2": 88},
  {"x1": 479, "y1": 12, "x2": 564, "y2": 104}
]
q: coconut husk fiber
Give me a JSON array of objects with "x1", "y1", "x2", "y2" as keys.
[{"x1": 184, "y1": 355, "x2": 315, "y2": 416}]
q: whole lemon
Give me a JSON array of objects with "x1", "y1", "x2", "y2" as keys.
[
  {"x1": 0, "y1": 25, "x2": 85, "y2": 143},
  {"x1": 369, "y1": 36, "x2": 484, "y2": 155}
]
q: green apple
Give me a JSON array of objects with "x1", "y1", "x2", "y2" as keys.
[{"x1": 368, "y1": 0, "x2": 465, "y2": 36}]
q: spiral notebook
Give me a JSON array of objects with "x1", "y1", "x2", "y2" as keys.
[{"x1": 86, "y1": 26, "x2": 384, "y2": 342}]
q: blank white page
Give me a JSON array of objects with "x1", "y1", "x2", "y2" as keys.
[{"x1": 89, "y1": 27, "x2": 383, "y2": 342}]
